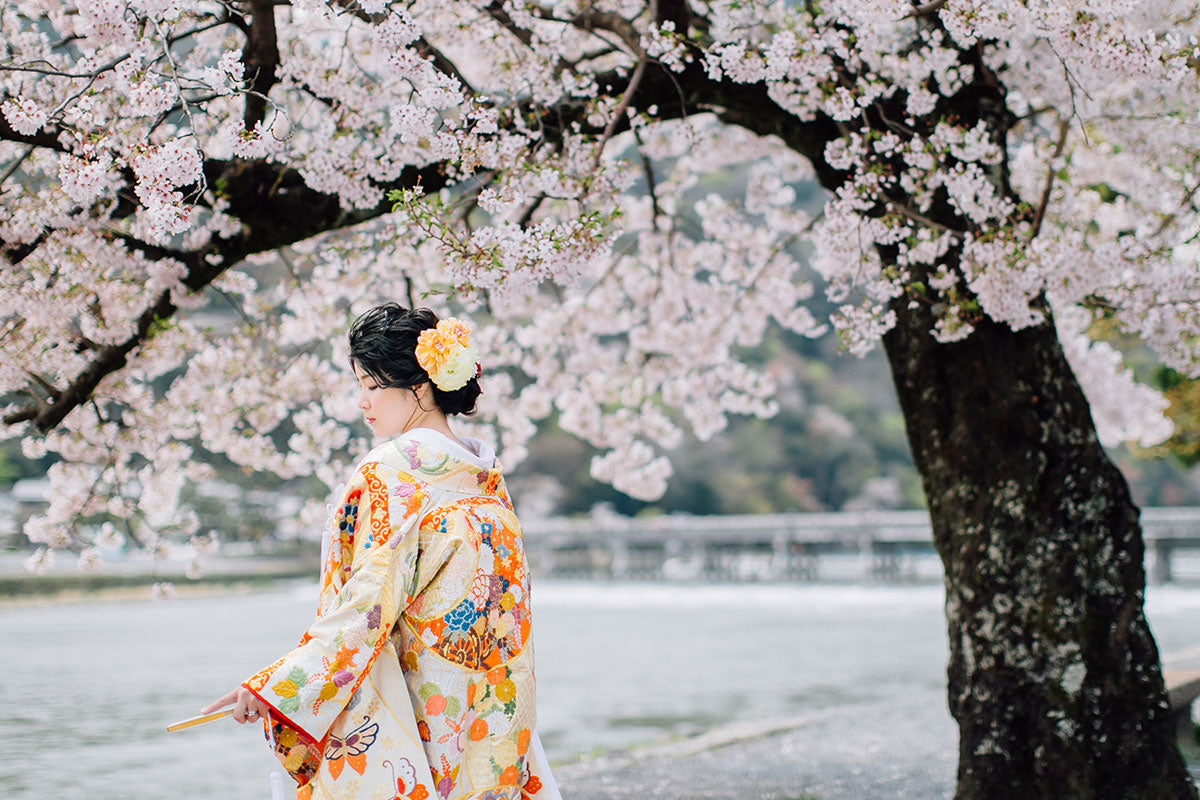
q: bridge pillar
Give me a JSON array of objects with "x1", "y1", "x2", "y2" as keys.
[
  {"x1": 1150, "y1": 538, "x2": 1173, "y2": 585},
  {"x1": 771, "y1": 533, "x2": 790, "y2": 579},
  {"x1": 608, "y1": 538, "x2": 629, "y2": 579}
]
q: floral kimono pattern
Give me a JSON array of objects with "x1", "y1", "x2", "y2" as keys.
[{"x1": 244, "y1": 435, "x2": 554, "y2": 800}]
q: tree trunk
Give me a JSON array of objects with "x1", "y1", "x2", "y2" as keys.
[{"x1": 881, "y1": 299, "x2": 1197, "y2": 799}]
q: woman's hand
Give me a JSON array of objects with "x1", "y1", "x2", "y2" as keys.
[{"x1": 203, "y1": 686, "x2": 270, "y2": 724}]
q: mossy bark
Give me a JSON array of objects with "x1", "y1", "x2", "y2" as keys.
[{"x1": 882, "y1": 299, "x2": 1197, "y2": 799}]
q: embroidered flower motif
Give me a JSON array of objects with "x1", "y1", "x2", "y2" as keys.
[
  {"x1": 414, "y1": 318, "x2": 480, "y2": 391},
  {"x1": 522, "y1": 775, "x2": 543, "y2": 798},
  {"x1": 445, "y1": 598, "x2": 477, "y2": 632},
  {"x1": 469, "y1": 572, "x2": 492, "y2": 609},
  {"x1": 494, "y1": 679, "x2": 517, "y2": 703},
  {"x1": 468, "y1": 718, "x2": 489, "y2": 740}
]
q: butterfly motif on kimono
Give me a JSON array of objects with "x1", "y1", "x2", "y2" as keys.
[
  {"x1": 324, "y1": 717, "x2": 379, "y2": 779},
  {"x1": 384, "y1": 758, "x2": 429, "y2": 800}
]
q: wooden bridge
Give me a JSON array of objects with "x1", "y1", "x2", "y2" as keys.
[{"x1": 523, "y1": 507, "x2": 1200, "y2": 583}]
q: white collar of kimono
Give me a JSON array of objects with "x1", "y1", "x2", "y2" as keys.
[{"x1": 397, "y1": 427, "x2": 496, "y2": 470}]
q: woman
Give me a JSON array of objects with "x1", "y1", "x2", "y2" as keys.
[{"x1": 205, "y1": 305, "x2": 558, "y2": 800}]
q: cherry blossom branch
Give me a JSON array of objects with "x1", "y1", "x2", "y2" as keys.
[
  {"x1": 0, "y1": 15, "x2": 233, "y2": 81},
  {"x1": 0, "y1": 15, "x2": 240, "y2": 154},
  {"x1": 328, "y1": 0, "x2": 472, "y2": 87},
  {"x1": 330, "y1": 0, "x2": 387, "y2": 23},
  {"x1": 2, "y1": 282, "x2": 185, "y2": 428},
  {"x1": 657, "y1": 0, "x2": 691, "y2": 34},
  {"x1": 414, "y1": 37, "x2": 476, "y2": 96},
  {"x1": 24, "y1": 370, "x2": 60, "y2": 402},
  {"x1": 592, "y1": 51, "x2": 649, "y2": 171},
  {"x1": 1152, "y1": 173, "x2": 1200, "y2": 238},
  {"x1": 483, "y1": 0, "x2": 538, "y2": 49},
  {"x1": 148, "y1": 19, "x2": 204, "y2": 176},
  {"x1": 477, "y1": 0, "x2": 588, "y2": 86},
  {"x1": 0, "y1": 64, "x2": 107, "y2": 79},
  {"x1": 1028, "y1": 118, "x2": 1070, "y2": 242},
  {"x1": 889, "y1": 201, "x2": 959, "y2": 233},
  {"x1": 527, "y1": 4, "x2": 644, "y2": 55},
  {"x1": 3, "y1": 153, "x2": 446, "y2": 431},
  {"x1": 517, "y1": 193, "x2": 548, "y2": 227}
]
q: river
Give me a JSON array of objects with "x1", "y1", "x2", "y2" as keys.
[{"x1": 2, "y1": 579, "x2": 1198, "y2": 799}]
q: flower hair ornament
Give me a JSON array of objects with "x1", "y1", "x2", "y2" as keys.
[{"x1": 414, "y1": 318, "x2": 482, "y2": 391}]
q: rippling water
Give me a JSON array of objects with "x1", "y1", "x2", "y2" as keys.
[{"x1": 2, "y1": 579, "x2": 1197, "y2": 800}]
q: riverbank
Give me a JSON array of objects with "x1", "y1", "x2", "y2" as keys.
[
  {"x1": 0, "y1": 550, "x2": 315, "y2": 599},
  {"x1": 553, "y1": 688, "x2": 1199, "y2": 800},
  {"x1": 554, "y1": 689, "x2": 958, "y2": 800}
]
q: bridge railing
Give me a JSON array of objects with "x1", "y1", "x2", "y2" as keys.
[{"x1": 522, "y1": 507, "x2": 1200, "y2": 583}]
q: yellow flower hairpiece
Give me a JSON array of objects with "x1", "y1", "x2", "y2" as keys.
[{"x1": 415, "y1": 318, "x2": 480, "y2": 391}]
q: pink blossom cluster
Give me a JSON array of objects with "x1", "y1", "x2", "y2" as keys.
[
  {"x1": 129, "y1": 140, "x2": 203, "y2": 238},
  {"x1": 1, "y1": 94, "x2": 47, "y2": 135}
]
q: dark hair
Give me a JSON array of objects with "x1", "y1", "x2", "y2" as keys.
[{"x1": 347, "y1": 303, "x2": 481, "y2": 416}]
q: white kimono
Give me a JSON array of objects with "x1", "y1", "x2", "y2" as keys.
[{"x1": 244, "y1": 430, "x2": 559, "y2": 800}]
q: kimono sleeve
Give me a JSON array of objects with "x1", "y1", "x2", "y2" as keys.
[{"x1": 242, "y1": 462, "x2": 431, "y2": 750}]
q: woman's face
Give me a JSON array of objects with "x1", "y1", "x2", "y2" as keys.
[{"x1": 353, "y1": 363, "x2": 421, "y2": 438}]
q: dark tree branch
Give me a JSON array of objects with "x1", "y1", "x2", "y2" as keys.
[
  {"x1": 903, "y1": 0, "x2": 950, "y2": 18},
  {"x1": 242, "y1": 0, "x2": 280, "y2": 128},
  {"x1": 1, "y1": 231, "x2": 49, "y2": 265},
  {"x1": 484, "y1": 0, "x2": 537, "y2": 49},
  {"x1": 0, "y1": 112, "x2": 66, "y2": 151},
  {"x1": 2, "y1": 403, "x2": 37, "y2": 425},
  {"x1": 0, "y1": 143, "x2": 36, "y2": 192},
  {"x1": 1028, "y1": 118, "x2": 1070, "y2": 241},
  {"x1": 483, "y1": 0, "x2": 580, "y2": 77},
  {"x1": 516, "y1": 192, "x2": 547, "y2": 227},
  {"x1": 528, "y1": 4, "x2": 643, "y2": 54},
  {"x1": 592, "y1": 51, "x2": 649, "y2": 170},
  {"x1": 414, "y1": 37, "x2": 477, "y2": 95},
  {"x1": 633, "y1": 129, "x2": 662, "y2": 230},
  {"x1": 329, "y1": 0, "x2": 385, "y2": 23}
]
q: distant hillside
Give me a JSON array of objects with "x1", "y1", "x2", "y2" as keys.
[{"x1": 506, "y1": 323, "x2": 1200, "y2": 518}]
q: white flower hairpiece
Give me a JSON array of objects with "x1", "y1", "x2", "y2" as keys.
[{"x1": 414, "y1": 318, "x2": 481, "y2": 391}]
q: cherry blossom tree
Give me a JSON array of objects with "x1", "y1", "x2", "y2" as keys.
[{"x1": 3, "y1": 1, "x2": 1199, "y2": 797}]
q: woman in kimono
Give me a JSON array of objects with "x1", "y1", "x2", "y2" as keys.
[{"x1": 205, "y1": 304, "x2": 558, "y2": 800}]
